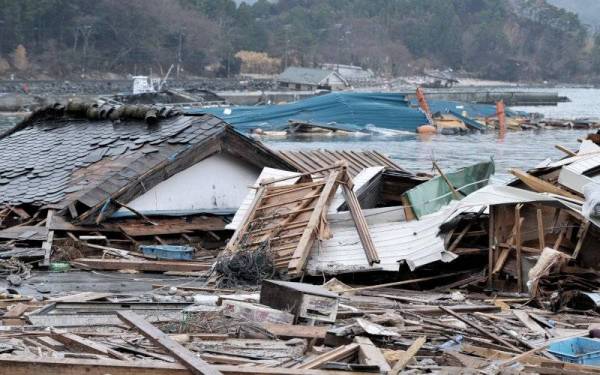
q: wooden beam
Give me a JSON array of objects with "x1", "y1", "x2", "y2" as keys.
[
  {"x1": 389, "y1": 336, "x2": 426, "y2": 374},
  {"x1": 555, "y1": 144, "x2": 577, "y2": 156},
  {"x1": 572, "y1": 221, "x2": 590, "y2": 259},
  {"x1": 53, "y1": 333, "x2": 128, "y2": 360},
  {"x1": 509, "y1": 168, "x2": 582, "y2": 201},
  {"x1": 72, "y1": 258, "x2": 210, "y2": 272},
  {"x1": 341, "y1": 182, "x2": 379, "y2": 265},
  {"x1": 488, "y1": 205, "x2": 494, "y2": 287},
  {"x1": 294, "y1": 343, "x2": 359, "y2": 369},
  {"x1": 515, "y1": 204, "x2": 523, "y2": 293},
  {"x1": 537, "y1": 207, "x2": 545, "y2": 251},
  {"x1": 41, "y1": 209, "x2": 55, "y2": 266},
  {"x1": 117, "y1": 311, "x2": 222, "y2": 375},
  {"x1": 0, "y1": 356, "x2": 357, "y2": 375},
  {"x1": 343, "y1": 271, "x2": 470, "y2": 292}
]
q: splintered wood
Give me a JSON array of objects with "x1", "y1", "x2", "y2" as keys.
[{"x1": 225, "y1": 165, "x2": 377, "y2": 277}]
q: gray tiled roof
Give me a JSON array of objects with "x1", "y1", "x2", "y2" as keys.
[
  {"x1": 0, "y1": 111, "x2": 227, "y2": 208},
  {"x1": 278, "y1": 67, "x2": 335, "y2": 85}
]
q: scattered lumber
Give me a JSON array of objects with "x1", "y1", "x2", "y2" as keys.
[{"x1": 71, "y1": 258, "x2": 211, "y2": 272}]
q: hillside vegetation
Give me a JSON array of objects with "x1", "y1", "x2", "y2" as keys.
[{"x1": 0, "y1": 0, "x2": 599, "y2": 82}]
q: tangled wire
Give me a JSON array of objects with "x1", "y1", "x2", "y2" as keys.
[
  {"x1": 0, "y1": 258, "x2": 32, "y2": 279},
  {"x1": 214, "y1": 242, "x2": 278, "y2": 288}
]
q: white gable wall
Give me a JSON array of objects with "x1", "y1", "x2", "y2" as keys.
[{"x1": 122, "y1": 153, "x2": 260, "y2": 213}]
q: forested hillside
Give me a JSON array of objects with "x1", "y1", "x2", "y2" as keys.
[{"x1": 0, "y1": 0, "x2": 599, "y2": 82}]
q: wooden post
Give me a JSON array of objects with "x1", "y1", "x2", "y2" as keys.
[
  {"x1": 515, "y1": 204, "x2": 523, "y2": 293},
  {"x1": 117, "y1": 311, "x2": 222, "y2": 375},
  {"x1": 341, "y1": 182, "x2": 379, "y2": 265},
  {"x1": 488, "y1": 205, "x2": 494, "y2": 288},
  {"x1": 41, "y1": 209, "x2": 55, "y2": 267},
  {"x1": 536, "y1": 207, "x2": 545, "y2": 251}
]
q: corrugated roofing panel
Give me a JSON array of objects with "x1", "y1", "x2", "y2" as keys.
[{"x1": 306, "y1": 204, "x2": 460, "y2": 275}]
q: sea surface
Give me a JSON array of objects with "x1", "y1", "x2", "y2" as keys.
[
  {"x1": 0, "y1": 87, "x2": 598, "y2": 182},
  {"x1": 266, "y1": 87, "x2": 600, "y2": 182}
]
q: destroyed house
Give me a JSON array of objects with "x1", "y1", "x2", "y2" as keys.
[
  {"x1": 0, "y1": 103, "x2": 298, "y2": 257},
  {"x1": 277, "y1": 67, "x2": 348, "y2": 91}
]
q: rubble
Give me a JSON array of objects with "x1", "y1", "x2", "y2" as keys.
[{"x1": 2, "y1": 101, "x2": 600, "y2": 373}]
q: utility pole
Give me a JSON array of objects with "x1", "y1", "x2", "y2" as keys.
[
  {"x1": 80, "y1": 25, "x2": 93, "y2": 78},
  {"x1": 176, "y1": 31, "x2": 183, "y2": 79}
]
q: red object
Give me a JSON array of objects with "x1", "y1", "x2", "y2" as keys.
[
  {"x1": 496, "y1": 100, "x2": 506, "y2": 133},
  {"x1": 416, "y1": 87, "x2": 431, "y2": 117}
]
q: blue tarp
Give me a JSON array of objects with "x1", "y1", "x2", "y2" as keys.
[{"x1": 187, "y1": 92, "x2": 429, "y2": 132}]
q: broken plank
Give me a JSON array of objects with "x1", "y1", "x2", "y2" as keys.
[
  {"x1": 3, "y1": 303, "x2": 29, "y2": 318},
  {"x1": 262, "y1": 323, "x2": 328, "y2": 340},
  {"x1": 439, "y1": 306, "x2": 521, "y2": 352},
  {"x1": 42, "y1": 209, "x2": 56, "y2": 266},
  {"x1": 48, "y1": 292, "x2": 114, "y2": 303},
  {"x1": 513, "y1": 310, "x2": 546, "y2": 335},
  {"x1": 0, "y1": 356, "x2": 361, "y2": 375},
  {"x1": 72, "y1": 258, "x2": 211, "y2": 272},
  {"x1": 390, "y1": 336, "x2": 426, "y2": 374},
  {"x1": 53, "y1": 333, "x2": 128, "y2": 360},
  {"x1": 117, "y1": 310, "x2": 222, "y2": 375},
  {"x1": 354, "y1": 336, "x2": 391, "y2": 372},
  {"x1": 295, "y1": 343, "x2": 359, "y2": 369}
]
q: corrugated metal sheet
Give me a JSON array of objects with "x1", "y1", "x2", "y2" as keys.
[
  {"x1": 276, "y1": 149, "x2": 404, "y2": 177},
  {"x1": 306, "y1": 204, "x2": 460, "y2": 275},
  {"x1": 191, "y1": 92, "x2": 429, "y2": 132}
]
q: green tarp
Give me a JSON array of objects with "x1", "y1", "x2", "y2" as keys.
[{"x1": 403, "y1": 160, "x2": 495, "y2": 219}]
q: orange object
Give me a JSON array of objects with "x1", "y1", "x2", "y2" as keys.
[
  {"x1": 496, "y1": 100, "x2": 506, "y2": 134},
  {"x1": 417, "y1": 125, "x2": 437, "y2": 134},
  {"x1": 416, "y1": 87, "x2": 431, "y2": 117}
]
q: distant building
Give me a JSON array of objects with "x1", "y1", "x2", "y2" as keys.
[
  {"x1": 277, "y1": 67, "x2": 348, "y2": 91},
  {"x1": 320, "y1": 63, "x2": 374, "y2": 84}
]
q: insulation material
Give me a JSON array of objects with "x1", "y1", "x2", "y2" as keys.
[{"x1": 527, "y1": 247, "x2": 571, "y2": 297}]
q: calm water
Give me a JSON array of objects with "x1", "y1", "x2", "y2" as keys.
[
  {"x1": 0, "y1": 88, "x2": 598, "y2": 180},
  {"x1": 267, "y1": 87, "x2": 600, "y2": 180}
]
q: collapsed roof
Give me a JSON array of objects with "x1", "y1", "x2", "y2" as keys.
[{"x1": 0, "y1": 102, "x2": 294, "y2": 224}]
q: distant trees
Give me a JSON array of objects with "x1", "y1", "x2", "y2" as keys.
[{"x1": 0, "y1": 0, "x2": 597, "y2": 81}]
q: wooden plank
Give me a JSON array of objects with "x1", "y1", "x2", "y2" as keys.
[
  {"x1": 537, "y1": 207, "x2": 546, "y2": 250},
  {"x1": 3, "y1": 303, "x2": 29, "y2": 318},
  {"x1": 119, "y1": 217, "x2": 226, "y2": 237},
  {"x1": 515, "y1": 204, "x2": 523, "y2": 293},
  {"x1": 509, "y1": 168, "x2": 582, "y2": 201},
  {"x1": 513, "y1": 310, "x2": 546, "y2": 335},
  {"x1": 389, "y1": 336, "x2": 426, "y2": 374},
  {"x1": 288, "y1": 169, "x2": 342, "y2": 276},
  {"x1": 42, "y1": 209, "x2": 55, "y2": 266},
  {"x1": 262, "y1": 323, "x2": 328, "y2": 340},
  {"x1": 48, "y1": 292, "x2": 114, "y2": 303},
  {"x1": 53, "y1": 333, "x2": 128, "y2": 360},
  {"x1": 354, "y1": 336, "x2": 391, "y2": 372},
  {"x1": 0, "y1": 356, "x2": 360, "y2": 375},
  {"x1": 341, "y1": 182, "x2": 379, "y2": 265},
  {"x1": 439, "y1": 306, "x2": 521, "y2": 352},
  {"x1": 295, "y1": 343, "x2": 359, "y2": 369},
  {"x1": 0, "y1": 225, "x2": 48, "y2": 240},
  {"x1": 572, "y1": 220, "x2": 590, "y2": 259},
  {"x1": 72, "y1": 258, "x2": 211, "y2": 272},
  {"x1": 117, "y1": 310, "x2": 222, "y2": 375},
  {"x1": 344, "y1": 271, "x2": 470, "y2": 292},
  {"x1": 488, "y1": 205, "x2": 494, "y2": 287}
]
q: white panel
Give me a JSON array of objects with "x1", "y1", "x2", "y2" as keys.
[
  {"x1": 328, "y1": 166, "x2": 385, "y2": 213},
  {"x1": 226, "y1": 167, "x2": 301, "y2": 230},
  {"x1": 123, "y1": 153, "x2": 260, "y2": 213}
]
